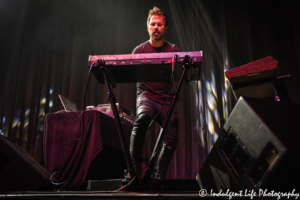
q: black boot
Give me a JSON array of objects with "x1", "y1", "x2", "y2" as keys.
[
  {"x1": 156, "y1": 143, "x2": 176, "y2": 177},
  {"x1": 151, "y1": 143, "x2": 176, "y2": 191}
]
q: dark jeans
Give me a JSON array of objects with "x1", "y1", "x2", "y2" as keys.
[{"x1": 130, "y1": 96, "x2": 178, "y2": 177}]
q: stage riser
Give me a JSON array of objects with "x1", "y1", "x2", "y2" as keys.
[{"x1": 87, "y1": 179, "x2": 200, "y2": 192}]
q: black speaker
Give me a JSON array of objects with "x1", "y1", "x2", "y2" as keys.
[
  {"x1": 0, "y1": 135, "x2": 54, "y2": 191},
  {"x1": 196, "y1": 97, "x2": 300, "y2": 192},
  {"x1": 84, "y1": 144, "x2": 127, "y2": 181}
]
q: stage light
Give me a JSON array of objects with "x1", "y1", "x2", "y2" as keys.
[
  {"x1": 49, "y1": 100, "x2": 53, "y2": 107},
  {"x1": 40, "y1": 98, "x2": 46, "y2": 105},
  {"x1": 12, "y1": 118, "x2": 19, "y2": 128}
]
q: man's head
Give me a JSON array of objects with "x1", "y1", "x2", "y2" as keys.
[{"x1": 147, "y1": 7, "x2": 168, "y2": 42}]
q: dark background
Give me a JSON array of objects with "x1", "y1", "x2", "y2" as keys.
[{"x1": 1, "y1": 0, "x2": 299, "y2": 180}]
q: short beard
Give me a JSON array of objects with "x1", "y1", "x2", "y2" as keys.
[{"x1": 150, "y1": 33, "x2": 165, "y2": 42}]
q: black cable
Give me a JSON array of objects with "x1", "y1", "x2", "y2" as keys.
[
  {"x1": 50, "y1": 62, "x2": 95, "y2": 186},
  {"x1": 148, "y1": 55, "x2": 178, "y2": 129}
]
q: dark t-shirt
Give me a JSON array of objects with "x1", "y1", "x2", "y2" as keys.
[{"x1": 132, "y1": 41, "x2": 180, "y2": 104}]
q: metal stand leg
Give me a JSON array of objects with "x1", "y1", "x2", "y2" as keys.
[
  {"x1": 142, "y1": 55, "x2": 191, "y2": 189},
  {"x1": 97, "y1": 60, "x2": 139, "y2": 190}
]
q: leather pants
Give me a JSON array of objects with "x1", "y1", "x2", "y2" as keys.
[{"x1": 130, "y1": 96, "x2": 178, "y2": 178}]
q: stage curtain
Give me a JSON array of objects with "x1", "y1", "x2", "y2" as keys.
[{"x1": 1, "y1": 0, "x2": 299, "y2": 184}]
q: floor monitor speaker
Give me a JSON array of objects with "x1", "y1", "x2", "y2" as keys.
[
  {"x1": 0, "y1": 135, "x2": 54, "y2": 191},
  {"x1": 197, "y1": 97, "x2": 300, "y2": 192}
]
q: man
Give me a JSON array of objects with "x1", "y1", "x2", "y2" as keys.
[{"x1": 129, "y1": 7, "x2": 180, "y2": 184}]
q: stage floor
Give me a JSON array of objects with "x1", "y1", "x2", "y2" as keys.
[
  {"x1": 0, "y1": 191, "x2": 282, "y2": 200},
  {"x1": 1, "y1": 191, "x2": 200, "y2": 200}
]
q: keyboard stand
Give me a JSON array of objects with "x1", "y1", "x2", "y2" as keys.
[
  {"x1": 141, "y1": 55, "x2": 192, "y2": 190},
  {"x1": 94, "y1": 59, "x2": 139, "y2": 190},
  {"x1": 93, "y1": 55, "x2": 197, "y2": 191}
]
